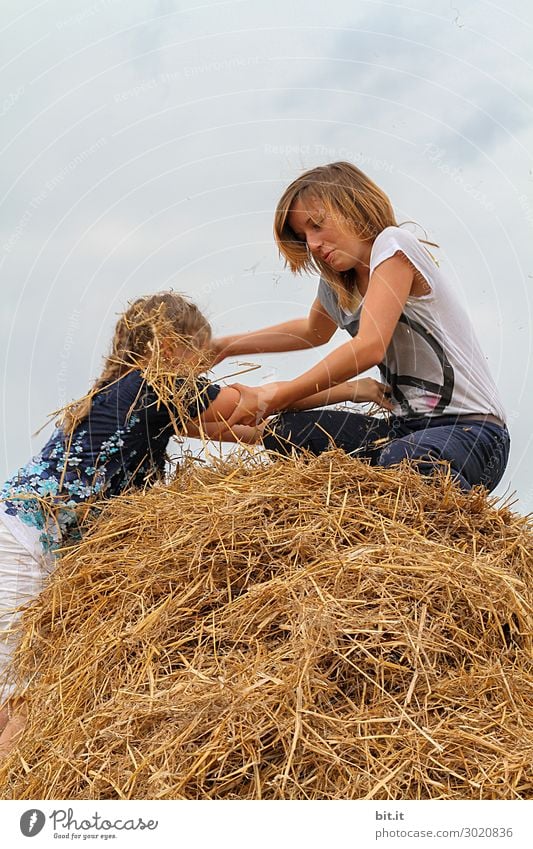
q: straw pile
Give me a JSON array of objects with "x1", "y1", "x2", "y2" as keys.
[{"x1": 1, "y1": 450, "x2": 532, "y2": 799}]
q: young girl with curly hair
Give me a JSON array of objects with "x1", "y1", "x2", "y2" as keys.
[{"x1": 0, "y1": 289, "x2": 383, "y2": 757}]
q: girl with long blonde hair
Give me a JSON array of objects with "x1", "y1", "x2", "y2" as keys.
[{"x1": 215, "y1": 161, "x2": 509, "y2": 491}]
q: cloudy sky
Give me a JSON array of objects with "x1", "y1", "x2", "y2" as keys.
[{"x1": 1, "y1": 0, "x2": 532, "y2": 511}]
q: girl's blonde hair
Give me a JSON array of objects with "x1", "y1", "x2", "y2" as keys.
[
  {"x1": 274, "y1": 161, "x2": 398, "y2": 310},
  {"x1": 60, "y1": 292, "x2": 211, "y2": 435}
]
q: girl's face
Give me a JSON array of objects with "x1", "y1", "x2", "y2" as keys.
[
  {"x1": 288, "y1": 195, "x2": 372, "y2": 273},
  {"x1": 161, "y1": 335, "x2": 208, "y2": 368}
]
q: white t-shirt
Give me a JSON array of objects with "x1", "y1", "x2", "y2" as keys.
[{"x1": 318, "y1": 226, "x2": 506, "y2": 420}]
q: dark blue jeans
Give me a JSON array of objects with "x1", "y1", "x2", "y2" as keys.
[{"x1": 262, "y1": 410, "x2": 510, "y2": 492}]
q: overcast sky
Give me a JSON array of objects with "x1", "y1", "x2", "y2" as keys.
[{"x1": 1, "y1": 0, "x2": 532, "y2": 511}]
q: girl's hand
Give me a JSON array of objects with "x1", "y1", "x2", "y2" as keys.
[
  {"x1": 229, "y1": 421, "x2": 269, "y2": 443},
  {"x1": 227, "y1": 382, "x2": 285, "y2": 426},
  {"x1": 349, "y1": 378, "x2": 393, "y2": 410}
]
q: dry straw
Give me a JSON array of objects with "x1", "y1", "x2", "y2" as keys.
[{"x1": 1, "y1": 451, "x2": 532, "y2": 799}]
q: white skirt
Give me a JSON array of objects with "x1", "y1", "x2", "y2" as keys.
[{"x1": 0, "y1": 519, "x2": 53, "y2": 701}]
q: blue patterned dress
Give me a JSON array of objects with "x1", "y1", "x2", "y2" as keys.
[{"x1": 0, "y1": 371, "x2": 220, "y2": 558}]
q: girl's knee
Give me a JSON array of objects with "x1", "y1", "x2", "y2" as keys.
[
  {"x1": 262, "y1": 413, "x2": 306, "y2": 455},
  {"x1": 263, "y1": 411, "x2": 340, "y2": 456},
  {"x1": 377, "y1": 435, "x2": 471, "y2": 491},
  {"x1": 0, "y1": 698, "x2": 27, "y2": 761},
  {"x1": 378, "y1": 435, "x2": 420, "y2": 467}
]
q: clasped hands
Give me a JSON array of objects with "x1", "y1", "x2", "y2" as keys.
[
  {"x1": 226, "y1": 382, "x2": 285, "y2": 427},
  {"x1": 226, "y1": 377, "x2": 393, "y2": 427}
]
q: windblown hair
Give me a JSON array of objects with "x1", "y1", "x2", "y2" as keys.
[
  {"x1": 59, "y1": 292, "x2": 212, "y2": 435},
  {"x1": 274, "y1": 161, "x2": 398, "y2": 310}
]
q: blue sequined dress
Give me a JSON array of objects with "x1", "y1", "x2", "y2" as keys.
[{"x1": 0, "y1": 370, "x2": 220, "y2": 559}]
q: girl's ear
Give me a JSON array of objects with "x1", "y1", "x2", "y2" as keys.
[
  {"x1": 197, "y1": 332, "x2": 211, "y2": 351},
  {"x1": 160, "y1": 337, "x2": 182, "y2": 359},
  {"x1": 159, "y1": 338, "x2": 172, "y2": 356}
]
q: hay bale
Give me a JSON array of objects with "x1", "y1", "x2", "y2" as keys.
[{"x1": 1, "y1": 451, "x2": 532, "y2": 799}]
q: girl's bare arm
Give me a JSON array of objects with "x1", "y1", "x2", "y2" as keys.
[
  {"x1": 185, "y1": 388, "x2": 264, "y2": 443},
  {"x1": 227, "y1": 255, "x2": 414, "y2": 424},
  {"x1": 286, "y1": 377, "x2": 392, "y2": 412},
  {"x1": 185, "y1": 374, "x2": 391, "y2": 444},
  {"x1": 212, "y1": 297, "x2": 337, "y2": 361}
]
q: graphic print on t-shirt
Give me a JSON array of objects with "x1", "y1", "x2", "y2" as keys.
[{"x1": 378, "y1": 313, "x2": 455, "y2": 416}]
